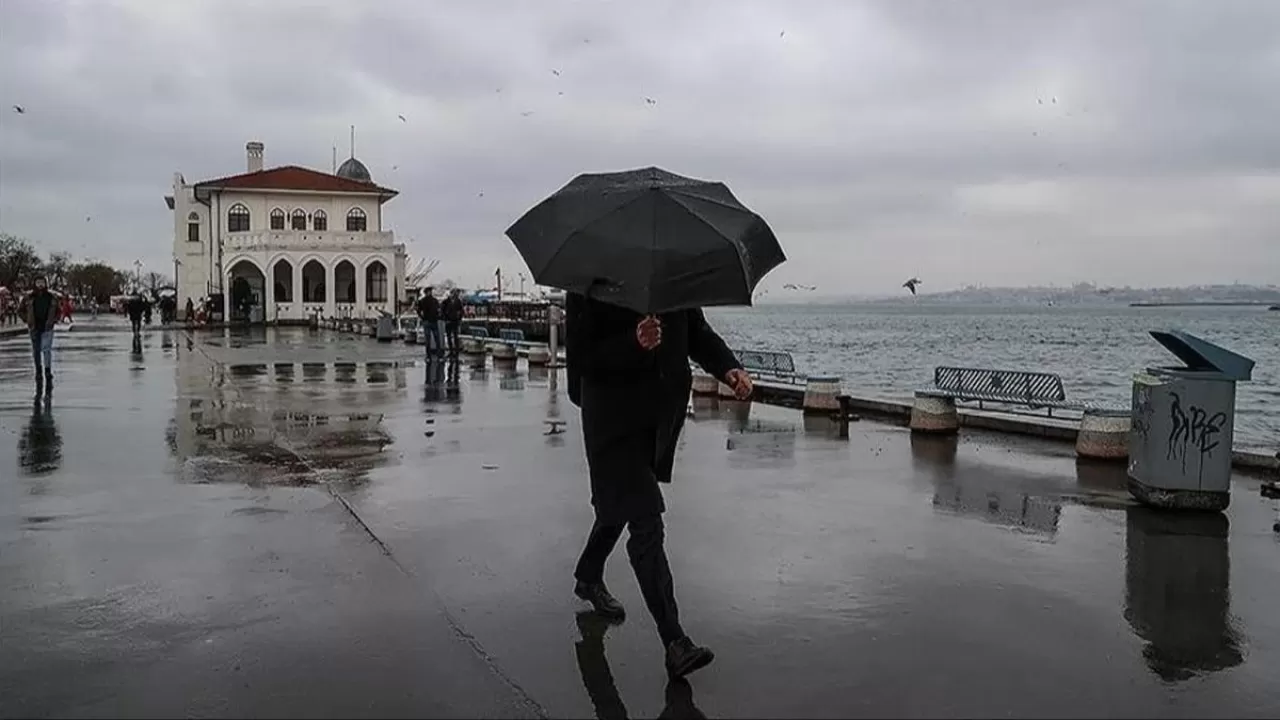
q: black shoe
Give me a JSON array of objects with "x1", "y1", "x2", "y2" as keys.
[
  {"x1": 574, "y1": 581, "x2": 626, "y2": 621},
  {"x1": 665, "y1": 636, "x2": 714, "y2": 678}
]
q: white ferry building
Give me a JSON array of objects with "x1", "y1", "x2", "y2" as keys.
[{"x1": 167, "y1": 141, "x2": 406, "y2": 323}]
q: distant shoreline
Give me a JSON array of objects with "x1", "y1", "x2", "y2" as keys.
[{"x1": 1129, "y1": 301, "x2": 1277, "y2": 307}]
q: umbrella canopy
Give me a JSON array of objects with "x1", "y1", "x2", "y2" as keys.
[{"x1": 505, "y1": 167, "x2": 785, "y2": 315}]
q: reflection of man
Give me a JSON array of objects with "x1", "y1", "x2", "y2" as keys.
[
  {"x1": 24, "y1": 276, "x2": 59, "y2": 398},
  {"x1": 574, "y1": 612, "x2": 708, "y2": 720},
  {"x1": 18, "y1": 399, "x2": 62, "y2": 475},
  {"x1": 567, "y1": 291, "x2": 752, "y2": 678}
]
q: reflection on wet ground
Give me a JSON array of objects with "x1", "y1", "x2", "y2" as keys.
[{"x1": 2, "y1": 321, "x2": 1280, "y2": 718}]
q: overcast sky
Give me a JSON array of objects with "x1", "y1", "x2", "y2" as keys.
[{"x1": 1, "y1": 0, "x2": 1278, "y2": 296}]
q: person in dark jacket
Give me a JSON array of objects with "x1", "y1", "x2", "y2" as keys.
[
  {"x1": 441, "y1": 289, "x2": 464, "y2": 356},
  {"x1": 24, "y1": 277, "x2": 59, "y2": 398},
  {"x1": 125, "y1": 293, "x2": 147, "y2": 336},
  {"x1": 416, "y1": 288, "x2": 443, "y2": 357},
  {"x1": 566, "y1": 290, "x2": 752, "y2": 678}
]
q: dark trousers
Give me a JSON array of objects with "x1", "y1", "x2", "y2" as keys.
[
  {"x1": 575, "y1": 515, "x2": 685, "y2": 646},
  {"x1": 444, "y1": 321, "x2": 460, "y2": 355}
]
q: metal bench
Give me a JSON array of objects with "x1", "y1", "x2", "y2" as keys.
[
  {"x1": 733, "y1": 349, "x2": 803, "y2": 386},
  {"x1": 462, "y1": 325, "x2": 489, "y2": 338},
  {"x1": 925, "y1": 366, "x2": 1084, "y2": 416},
  {"x1": 498, "y1": 328, "x2": 526, "y2": 343}
]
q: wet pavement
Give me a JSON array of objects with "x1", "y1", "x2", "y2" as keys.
[{"x1": 3, "y1": 319, "x2": 1279, "y2": 718}]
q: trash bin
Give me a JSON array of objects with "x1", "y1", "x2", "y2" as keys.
[
  {"x1": 376, "y1": 315, "x2": 394, "y2": 342},
  {"x1": 1128, "y1": 330, "x2": 1255, "y2": 511}
]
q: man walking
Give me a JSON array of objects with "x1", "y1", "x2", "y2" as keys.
[
  {"x1": 441, "y1": 288, "x2": 463, "y2": 357},
  {"x1": 24, "y1": 276, "x2": 59, "y2": 398},
  {"x1": 415, "y1": 287, "x2": 443, "y2": 357},
  {"x1": 566, "y1": 291, "x2": 753, "y2": 678},
  {"x1": 125, "y1": 292, "x2": 147, "y2": 336}
]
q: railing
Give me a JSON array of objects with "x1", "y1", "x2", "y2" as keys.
[{"x1": 223, "y1": 230, "x2": 397, "y2": 253}]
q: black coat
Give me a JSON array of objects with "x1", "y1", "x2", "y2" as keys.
[{"x1": 566, "y1": 293, "x2": 740, "y2": 524}]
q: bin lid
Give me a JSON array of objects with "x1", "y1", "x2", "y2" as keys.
[{"x1": 1149, "y1": 329, "x2": 1254, "y2": 381}]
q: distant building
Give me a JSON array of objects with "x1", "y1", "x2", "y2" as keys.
[{"x1": 166, "y1": 141, "x2": 406, "y2": 322}]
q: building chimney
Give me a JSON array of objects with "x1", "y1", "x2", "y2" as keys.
[{"x1": 246, "y1": 141, "x2": 264, "y2": 173}]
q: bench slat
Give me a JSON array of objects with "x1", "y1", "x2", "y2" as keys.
[
  {"x1": 934, "y1": 366, "x2": 1067, "y2": 403},
  {"x1": 733, "y1": 349, "x2": 797, "y2": 376}
]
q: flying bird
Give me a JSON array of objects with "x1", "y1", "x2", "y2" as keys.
[
  {"x1": 397, "y1": 114, "x2": 406, "y2": 122},
  {"x1": 551, "y1": 69, "x2": 561, "y2": 76},
  {"x1": 12, "y1": 105, "x2": 24, "y2": 114},
  {"x1": 780, "y1": 30, "x2": 785, "y2": 37},
  {"x1": 521, "y1": 111, "x2": 535, "y2": 117},
  {"x1": 644, "y1": 97, "x2": 656, "y2": 105},
  {"x1": 903, "y1": 278, "x2": 922, "y2": 295}
]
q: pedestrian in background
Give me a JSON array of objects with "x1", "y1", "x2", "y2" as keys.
[
  {"x1": 23, "y1": 276, "x2": 59, "y2": 398},
  {"x1": 442, "y1": 288, "x2": 464, "y2": 356},
  {"x1": 416, "y1": 287, "x2": 443, "y2": 357}
]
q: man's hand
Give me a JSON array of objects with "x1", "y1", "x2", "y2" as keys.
[
  {"x1": 724, "y1": 368, "x2": 753, "y2": 400},
  {"x1": 636, "y1": 315, "x2": 662, "y2": 350}
]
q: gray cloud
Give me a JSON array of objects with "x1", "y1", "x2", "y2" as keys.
[{"x1": 1, "y1": 0, "x2": 1278, "y2": 294}]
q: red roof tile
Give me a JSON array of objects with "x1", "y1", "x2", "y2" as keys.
[{"x1": 193, "y1": 165, "x2": 397, "y2": 197}]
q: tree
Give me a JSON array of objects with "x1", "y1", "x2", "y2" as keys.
[
  {"x1": 0, "y1": 234, "x2": 44, "y2": 289},
  {"x1": 66, "y1": 261, "x2": 128, "y2": 304},
  {"x1": 45, "y1": 252, "x2": 72, "y2": 289},
  {"x1": 143, "y1": 271, "x2": 172, "y2": 296}
]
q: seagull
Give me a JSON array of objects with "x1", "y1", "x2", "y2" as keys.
[
  {"x1": 644, "y1": 97, "x2": 656, "y2": 105},
  {"x1": 478, "y1": 192, "x2": 484, "y2": 197},
  {"x1": 12, "y1": 105, "x2": 24, "y2": 114},
  {"x1": 903, "y1": 277, "x2": 922, "y2": 295},
  {"x1": 397, "y1": 114, "x2": 406, "y2": 122},
  {"x1": 780, "y1": 30, "x2": 785, "y2": 37},
  {"x1": 521, "y1": 111, "x2": 534, "y2": 117},
  {"x1": 551, "y1": 69, "x2": 561, "y2": 76},
  {"x1": 1037, "y1": 98, "x2": 1043, "y2": 105},
  {"x1": 558, "y1": 91, "x2": 564, "y2": 96}
]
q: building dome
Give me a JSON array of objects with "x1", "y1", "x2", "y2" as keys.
[{"x1": 336, "y1": 157, "x2": 372, "y2": 183}]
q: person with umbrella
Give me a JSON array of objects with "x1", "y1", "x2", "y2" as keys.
[{"x1": 507, "y1": 167, "x2": 785, "y2": 678}]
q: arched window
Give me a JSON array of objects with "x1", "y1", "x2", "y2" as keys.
[
  {"x1": 270, "y1": 207, "x2": 286, "y2": 230},
  {"x1": 187, "y1": 211, "x2": 200, "y2": 242},
  {"x1": 228, "y1": 203, "x2": 250, "y2": 233},
  {"x1": 346, "y1": 207, "x2": 367, "y2": 232},
  {"x1": 313, "y1": 209, "x2": 327, "y2": 231},
  {"x1": 290, "y1": 209, "x2": 307, "y2": 230},
  {"x1": 365, "y1": 261, "x2": 388, "y2": 302}
]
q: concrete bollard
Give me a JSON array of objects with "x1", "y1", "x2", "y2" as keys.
[
  {"x1": 405, "y1": 329, "x2": 418, "y2": 344},
  {"x1": 802, "y1": 376, "x2": 843, "y2": 415},
  {"x1": 461, "y1": 338, "x2": 484, "y2": 355},
  {"x1": 364, "y1": 323, "x2": 375, "y2": 337},
  {"x1": 1076, "y1": 407, "x2": 1131, "y2": 461},
  {"x1": 527, "y1": 345, "x2": 551, "y2": 366},
  {"x1": 909, "y1": 391, "x2": 959, "y2": 434},
  {"x1": 491, "y1": 343, "x2": 518, "y2": 367},
  {"x1": 717, "y1": 380, "x2": 736, "y2": 399},
  {"x1": 467, "y1": 348, "x2": 487, "y2": 369},
  {"x1": 691, "y1": 374, "x2": 720, "y2": 396}
]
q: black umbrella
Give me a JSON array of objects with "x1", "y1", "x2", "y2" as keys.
[{"x1": 505, "y1": 167, "x2": 785, "y2": 315}]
